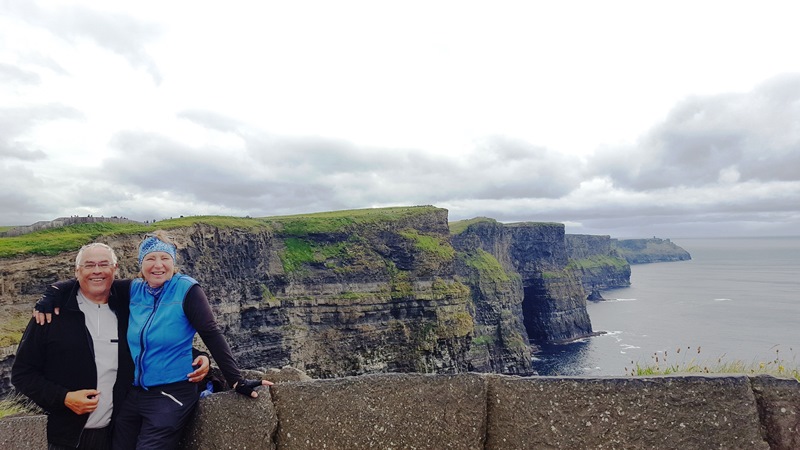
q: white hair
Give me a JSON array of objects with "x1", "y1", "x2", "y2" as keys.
[{"x1": 75, "y1": 242, "x2": 118, "y2": 268}]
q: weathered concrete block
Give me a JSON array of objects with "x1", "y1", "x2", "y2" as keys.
[
  {"x1": 180, "y1": 388, "x2": 277, "y2": 450},
  {"x1": 486, "y1": 375, "x2": 769, "y2": 449},
  {"x1": 271, "y1": 372, "x2": 487, "y2": 450},
  {"x1": 0, "y1": 415, "x2": 46, "y2": 449},
  {"x1": 263, "y1": 366, "x2": 313, "y2": 383},
  {"x1": 751, "y1": 375, "x2": 800, "y2": 450}
]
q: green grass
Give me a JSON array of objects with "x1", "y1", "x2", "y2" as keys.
[
  {"x1": 398, "y1": 229, "x2": 455, "y2": 260},
  {"x1": 279, "y1": 238, "x2": 354, "y2": 273},
  {"x1": 461, "y1": 249, "x2": 511, "y2": 283},
  {"x1": 0, "y1": 222, "x2": 149, "y2": 258},
  {"x1": 0, "y1": 393, "x2": 43, "y2": 419},
  {"x1": 0, "y1": 309, "x2": 32, "y2": 347},
  {"x1": 448, "y1": 217, "x2": 498, "y2": 235},
  {"x1": 472, "y1": 334, "x2": 496, "y2": 346},
  {"x1": 155, "y1": 215, "x2": 270, "y2": 230},
  {"x1": 266, "y1": 206, "x2": 440, "y2": 236},
  {"x1": 0, "y1": 216, "x2": 270, "y2": 259},
  {"x1": 280, "y1": 238, "x2": 316, "y2": 273},
  {"x1": 627, "y1": 346, "x2": 800, "y2": 381},
  {"x1": 1, "y1": 207, "x2": 439, "y2": 259}
]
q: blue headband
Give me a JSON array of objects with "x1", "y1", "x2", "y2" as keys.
[{"x1": 138, "y1": 236, "x2": 177, "y2": 265}]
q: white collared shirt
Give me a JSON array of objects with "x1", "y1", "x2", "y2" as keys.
[{"x1": 77, "y1": 291, "x2": 118, "y2": 429}]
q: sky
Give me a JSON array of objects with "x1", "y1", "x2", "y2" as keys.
[{"x1": 1, "y1": 1, "x2": 799, "y2": 238}]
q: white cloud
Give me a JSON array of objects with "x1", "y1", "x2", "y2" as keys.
[{"x1": 1, "y1": 0, "x2": 800, "y2": 237}]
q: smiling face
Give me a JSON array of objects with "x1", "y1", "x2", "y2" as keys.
[
  {"x1": 75, "y1": 245, "x2": 118, "y2": 304},
  {"x1": 141, "y1": 251, "x2": 175, "y2": 288}
]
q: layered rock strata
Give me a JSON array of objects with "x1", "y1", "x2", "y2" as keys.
[{"x1": 0, "y1": 207, "x2": 644, "y2": 392}]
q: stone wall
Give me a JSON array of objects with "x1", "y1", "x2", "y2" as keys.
[{"x1": 2, "y1": 373, "x2": 797, "y2": 449}]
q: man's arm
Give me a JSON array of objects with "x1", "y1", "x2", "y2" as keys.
[
  {"x1": 17, "y1": 279, "x2": 100, "y2": 415},
  {"x1": 11, "y1": 318, "x2": 71, "y2": 412}
]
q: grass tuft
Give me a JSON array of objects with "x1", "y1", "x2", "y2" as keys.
[
  {"x1": 0, "y1": 392, "x2": 43, "y2": 419},
  {"x1": 626, "y1": 345, "x2": 799, "y2": 381}
]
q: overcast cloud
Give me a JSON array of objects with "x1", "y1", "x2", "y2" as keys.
[{"x1": 1, "y1": 1, "x2": 799, "y2": 238}]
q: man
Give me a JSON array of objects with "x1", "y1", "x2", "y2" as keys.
[{"x1": 12, "y1": 243, "x2": 208, "y2": 450}]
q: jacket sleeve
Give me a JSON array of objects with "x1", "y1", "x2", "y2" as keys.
[
  {"x1": 11, "y1": 318, "x2": 70, "y2": 412},
  {"x1": 183, "y1": 285, "x2": 243, "y2": 387},
  {"x1": 34, "y1": 280, "x2": 77, "y2": 314}
]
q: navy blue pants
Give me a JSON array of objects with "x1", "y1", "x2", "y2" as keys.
[{"x1": 112, "y1": 381, "x2": 199, "y2": 450}]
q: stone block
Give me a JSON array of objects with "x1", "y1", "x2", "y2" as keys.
[
  {"x1": 751, "y1": 375, "x2": 800, "y2": 450},
  {"x1": 271, "y1": 372, "x2": 487, "y2": 449},
  {"x1": 486, "y1": 375, "x2": 769, "y2": 449},
  {"x1": 180, "y1": 388, "x2": 277, "y2": 450},
  {"x1": 0, "y1": 415, "x2": 46, "y2": 449}
]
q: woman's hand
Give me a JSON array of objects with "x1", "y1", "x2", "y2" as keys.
[
  {"x1": 187, "y1": 355, "x2": 210, "y2": 382},
  {"x1": 233, "y1": 379, "x2": 273, "y2": 398}
]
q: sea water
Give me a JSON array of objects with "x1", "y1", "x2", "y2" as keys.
[{"x1": 531, "y1": 236, "x2": 800, "y2": 376}]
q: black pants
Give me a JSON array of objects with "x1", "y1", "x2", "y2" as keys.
[
  {"x1": 112, "y1": 381, "x2": 199, "y2": 450},
  {"x1": 48, "y1": 425, "x2": 111, "y2": 450}
]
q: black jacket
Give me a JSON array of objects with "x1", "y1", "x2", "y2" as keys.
[{"x1": 12, "y1": 279, "x2": 133, "y2": 447}]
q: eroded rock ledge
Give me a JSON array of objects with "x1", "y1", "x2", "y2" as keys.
[{"x1": 2, "y1": 373, "x2": 797, "y2": 449}]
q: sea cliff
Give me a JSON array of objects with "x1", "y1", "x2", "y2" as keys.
[
  {"x1": 0, "y1": 206, "x2": 690, "y2": 395},
  {"x1": 613, "y1": 237, "x2": 692, "y2": 264}
]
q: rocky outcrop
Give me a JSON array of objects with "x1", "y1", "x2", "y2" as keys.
[
  {"x1": 452, "y1": 220, "x2": 593, "y2": 345},
  {"x1": 453, "y1": 242, "x2": 532, "y2": 375},
  {"x1": 2, "y1": 373, "x2": 797, "y2": 450},
  {"x1": 171, "y1": 208, "x2": 475, "y2": 378},
  {"x1": 565, "y1": 234, "x2": 631, "y2": 293},
  {"x1": 613, "y1": 237, "x2": 692, "y2": 264}
]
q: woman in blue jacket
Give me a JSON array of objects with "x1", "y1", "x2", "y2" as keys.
[{"x1": 113, "y1": 231, "x2": 270, "y2": 450}]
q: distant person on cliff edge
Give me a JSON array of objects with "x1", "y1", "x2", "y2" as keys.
[
  {"x1": 34, "y1": 231, "x2": 272, "y2": 450},
  {"x1": 13, "y1": 243, "x2": 211, "y2": 450}
]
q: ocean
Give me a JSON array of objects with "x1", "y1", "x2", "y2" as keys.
[{"x1": 531, "y1": 236, "x2": 800, "y2": 376}]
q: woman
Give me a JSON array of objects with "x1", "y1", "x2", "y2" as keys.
[{"x1": 112, "y1": 231, "x2": 270, "y2": 450}]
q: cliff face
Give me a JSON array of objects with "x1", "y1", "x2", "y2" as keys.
[
  {"x1": 0, "y1": 207, "x2": 476, "y2": 388},
  {"x1": 180, "y1": 208, "x2": 475, "y2": 377},
  {"x1": 613, "y1": 238, "x2": 692, "y2": 264},
  {"x1": 565, "y1": 234, "x2": 631, "y2": 292},
  {"x1": 452, "y1": 220, "x2": 593, "y2": 345},
  {"x1": 0, "y1": 207, "x2": 634, "y2": 393}
]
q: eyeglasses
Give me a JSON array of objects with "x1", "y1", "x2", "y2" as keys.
[{"x1": 79, "y1": 262, "x2": 114, "y2": 270}]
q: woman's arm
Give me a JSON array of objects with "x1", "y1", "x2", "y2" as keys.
[
  {"x1": 183, "y1": 285, "x2": 244, "y2": 386},
  {"x1": 33, "y1": 280, "x2": 77, "y2": 324},
  {"x1": 183, "y1": 285, "x2": 271, "y2": 396}
]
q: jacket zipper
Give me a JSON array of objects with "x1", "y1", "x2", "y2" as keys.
[{"x1": 136, "y1": 292, "x2": 161, "y2": 387}]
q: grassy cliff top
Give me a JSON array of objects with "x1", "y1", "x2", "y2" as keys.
[
  {"x1": 265, "y1": 205, "x2": 441, "y2": 236},
  {"x1": 448, "y1": 217, "x2": 498, "y2": 235},
  {"x1": 0, "y1": 206, "x2": 443, "y2": 258},
  {"x1": 448, "y1": 217, "x2": 563, "y2": 235}
]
